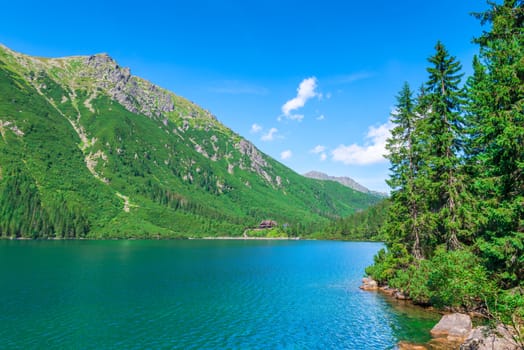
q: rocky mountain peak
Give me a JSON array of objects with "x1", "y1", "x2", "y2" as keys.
[
  {"x1": 304, "y1": 171, "x2": 372, "y2": 194},
  {"x1": 79, "y1": 53, "x2": 174, "y2": 119},
  {"x1": 0, "y1": 45, "x2": 216, "y2": 123}
]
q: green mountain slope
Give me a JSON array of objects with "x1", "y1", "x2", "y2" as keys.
[{"x1": 0, "y1": 44, "x2": 380, "y2": 238}]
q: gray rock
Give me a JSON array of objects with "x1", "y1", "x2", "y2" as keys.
[
  {"x1": 303, "y1": 170, "x2": 388, "y2": 196},
  {"x1": 235, "y1": 139, "x2": 275, "y2": 183},
  {"x1": 360, "y1": 277, "x2": 379, "y2": 290},
  {"x1": 83, "y1": 54, "x2": 178, "y2": 120},
  {"x1": 303, "y1": 170, "x2": 371, "y2": 193},
  {"x1": 431, "y1": 313, "x2": 472, "y2": 340},
  {"x1": 395, "y1": 291, "x2": 410, "y2": 300},
  {"x1": 460, "y1": 325, "x2": 520, "y2": 350}
]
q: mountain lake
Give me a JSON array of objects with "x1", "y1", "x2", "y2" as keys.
[{"x1": 0, "y1": 240, "x2": 439, "y2": 349}]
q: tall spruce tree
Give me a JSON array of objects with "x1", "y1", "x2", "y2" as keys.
[
  {"x1": 418, "y1": 41, "x2": 466, "y2": 251},
  {"x1": 467, "y1": 0, "x2": 524, "y2": 286},
  {"x1": 384, "y1": 82, "x2": 425, "y2": 259}
]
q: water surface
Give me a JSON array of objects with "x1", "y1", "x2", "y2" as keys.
[{"x1": 0, "y1": 240, "x2": 438, "y2": 349}]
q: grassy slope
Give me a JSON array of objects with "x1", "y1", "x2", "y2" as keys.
[{"x1": 0, "y1": 46, "x2": 380, "y2": 238}]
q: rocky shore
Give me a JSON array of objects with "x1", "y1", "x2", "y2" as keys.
[
  {"x1": 360, "y1": 278, "x2": 522, "y2": 349},
  {"x1": 359, "y1": 277, "x2": 409, "y2": 299}
]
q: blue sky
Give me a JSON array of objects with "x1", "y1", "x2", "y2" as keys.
[{"x1": 1, "y1": 0, "x2": 488, "y2": 192}]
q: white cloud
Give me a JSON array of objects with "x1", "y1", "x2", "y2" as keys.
[
  {"x1": 261, "y1": 127, "x2": 278, "y2": 141},
  {"x1": 311, "y1": 145, "x2": 328, "y2": 161},
  {"x1": 281, "y1": 77, "x2": 318, "y2": 120},
  {"x1": 310, "y1": 145, "x2": 326, "y2": 154},
  {"x1": 280, "y1": 150, "x2": 292, "y2": 160},
  {"x1": 331, "y1": 121, "x2": 393, "y2": 165},
  {"x1": 250, "y1": 123, "x2": 262, "y2": 133},
  {"x1": 316, "y1": 114, "x2": 325, "y2": 121},
  {"x1": 288, "y1": 114, "x2": 304, "y2": 122}
]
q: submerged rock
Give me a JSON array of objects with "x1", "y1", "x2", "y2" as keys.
[{"x1": 398, "y1": 341, "x2": 430, "y2": 349}]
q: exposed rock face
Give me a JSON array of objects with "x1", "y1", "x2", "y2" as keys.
[
  {"x1": 303, "y1": 170, "x2": 387, "y2": 196},
  {"x1": 460, "y1": 325, "x2": 520, "y2": 350},
  {"x1": 431, "y1": 313, "x2": 473, "y2": 341},
  {"x1": 303, "y1": 170, "x2": 369, "y2": 192},
  {"x1": 235, "y1": 139, "x2": 274, "y2": 183},
  {"x1": 83, "y1": 54, "x2": 176, "y2": 119}
]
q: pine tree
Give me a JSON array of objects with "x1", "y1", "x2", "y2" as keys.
[
  {"x1": 417, "y1": 41, "x2": 466, "y2": 251},
  {"x1": 467, "y1": 0, "x2": 524, "y2": 286},
  {"x1": 384, "y1": 82, "x2": 425, "y2": 259}
]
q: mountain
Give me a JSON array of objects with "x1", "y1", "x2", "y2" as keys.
[
  {"x1": 0, "y1": 44, "x2": 381, "y2": 238},
  {"x1": 303, "y1": 171, "x2": 369, "y2": 193},
  {"x1": 303, "y1": 171, "x2": 387, "y2": 197}
]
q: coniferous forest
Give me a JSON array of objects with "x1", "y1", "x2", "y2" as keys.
[{"x1": 365, "y1": 0, "x2": 523, "y2": 339}]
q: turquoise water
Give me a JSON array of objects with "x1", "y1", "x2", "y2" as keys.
[{"x1": 0, "y1": 240, "x2": 438, "y2": 349}]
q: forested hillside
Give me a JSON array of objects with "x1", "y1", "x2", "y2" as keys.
[
  {"x1": 365, "y1": 0, "x2": 523, "y2": 340},
  {"x1": 0, "y1": 45, "x2": 380, "y2": 239},
  {"x1": 317, "y1": 200, "x2": 389, "y2": 241}
]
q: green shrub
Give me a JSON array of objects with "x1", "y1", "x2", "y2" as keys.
[
  {"x1": 493, "y1": 287, "x2": 524, "y2": 345},
  {"x1": 426, "y1": 248, "x2": 495, "y2": 310},
  {"x1": 390, "y1": 259, "x2": 432, "y2": 305},
  {"x1": 385, "y1": 247, "x2": 495, "y2": 310},
  {"x1": 365, "y1": 243, "x2": 411, "y2": 284}
]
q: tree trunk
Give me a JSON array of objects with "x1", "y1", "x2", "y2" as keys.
[{"x1": 411, "y1": 198, "x2": 424, "y2": 259}]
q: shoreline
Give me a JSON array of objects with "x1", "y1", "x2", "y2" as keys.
[
  {"x1": 0, "y1": 233, "x2": 384, "y2": 242},
  {"x1": 360, "y1": 278, "x2": 520, "y2": 349},
  {"x1": 0, "y1": 236, "x2": 302, "y2": 241},
  {"x1": 195, "y1": 236, "x2": 301, "y2": 240}
]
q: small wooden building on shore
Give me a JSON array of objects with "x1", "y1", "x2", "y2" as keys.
[{"x1": 258, "y1": 220, "x2": 277, "y2": 229}]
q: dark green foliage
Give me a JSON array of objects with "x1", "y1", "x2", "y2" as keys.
[
  {"x1": 366, "y1": 0, "x2": 524, "y2": 327},
  {"x1": 388, "y1": 248, "x2": 495, "y2": 310},
  {"x1": 383, "y1": 83, "x2": 426, "y2": 258},
  {"x1": 426, "y1": 249, "x2": 494, "y2": 309},
  {"x1": 0, "y1": 166, "x2": 49, "y2": 238},
  {"x1": 365, "y1": 243, "x2": 412, "y2": 284},
  {"x1": 466, "y1": 0, "x2": 524, "y2": 288},
  {"x1": 417, "y1": 41, "x2": 467, "y2": 251},
  {"x1": 494, "y1": 288, "x2": 524, "y2": 342},
  {"x1": 377, "y1": 43, "x2": 469, "y2": 281},
  {"x1": 320, "y1": 199, "x2": 390, "y2": 240}
]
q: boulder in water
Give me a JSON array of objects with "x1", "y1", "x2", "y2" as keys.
[
  {"x1": 430, "y1": 313, "x2": 472, "y2": 341},
  {"x1": 360, "y1": 277, "x2": 378, "y2": 290}
]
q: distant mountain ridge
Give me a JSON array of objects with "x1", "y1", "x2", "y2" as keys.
[
  {"x1": 0, "y1": 44, "x2": 381, "y2": 238},
  {"x1": 303, "y1": 171, "x2": 387, "y2": 197}
]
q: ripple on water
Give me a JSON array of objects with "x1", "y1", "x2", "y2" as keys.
[{"x1": 0, "y1": 240, "x2": 438, "y2": 349}]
